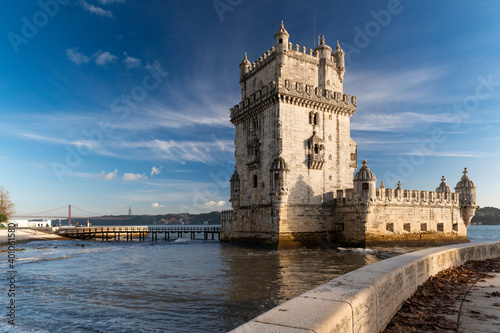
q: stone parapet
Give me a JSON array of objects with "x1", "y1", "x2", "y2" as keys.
[
  {"x1": 231, "y1": 241, "x2": 500, "y2": 332},
  {"x1": 336, "y1": 188, "x2": 459, "y2": 207}
]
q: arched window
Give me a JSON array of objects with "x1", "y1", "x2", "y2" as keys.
[
  {"x1": 314, "y1": 144, "x2": 319, "y2": 154},
  {"x1": 309, "y1": 112, "x2": 313, "y2": 124},
  {"x1": 253, "y1": 175, "x2": 258, "y2": 188},
  {"x1": 252, "y1": 119, "x2": 258, "y2": 131},
  {"x1": 313, "y1": 113, "x2": 318, "y2": 125}
]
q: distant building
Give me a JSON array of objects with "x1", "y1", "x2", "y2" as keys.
[
  {"x1": 10, "y1": 218, "x2": 52, "y2": 228},
  {"x1": 128, "y1": 206, "x2": 132, "y2": 216},
  {"x1": 221, "y1": 22, "x2": 477, "y2": 248}
]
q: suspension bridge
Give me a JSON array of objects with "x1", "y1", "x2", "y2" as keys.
[{"x1": 12, "y1": 205, "x2": 129, "y2": 225}]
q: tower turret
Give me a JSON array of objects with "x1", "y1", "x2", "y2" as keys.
[
  {"x1": 274, "y1": 21, "x2": 289, "y2": 52},
  {"x1": 436, "y1": 176, "x2": 451, "y2": 193},
  {"x1": 230, "y1": 170, "x2": 240, "y2": 205},
  {"x1": 454, "y1": 168, "x2": 477, "y2": 226},
  {"x1": 239, "y1": 53, "x2": 251, "y2": 78},
  {"x1": 314, "y1": 35, "x2": 332, "y2": 59},
  {"x1": 354, "y1": 160, "x2": 377, "y2": 202},
  {"x1": 332, "y1": 41, "x2": 345, "y2": 82}
]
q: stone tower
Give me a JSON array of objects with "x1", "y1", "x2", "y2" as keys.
[{"x1": 223, "y1": 22, "x2": 358, "y2": 248}]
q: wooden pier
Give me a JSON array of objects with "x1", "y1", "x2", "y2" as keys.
[{"x1": 56, "y1": 226, "x2": 221, "y2": 242}]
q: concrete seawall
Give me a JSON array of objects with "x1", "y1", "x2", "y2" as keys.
[{"x1": 231, "y1": 241, "x2": 500, "y2": 333}]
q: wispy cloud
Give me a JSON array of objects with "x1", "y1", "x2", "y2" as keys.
[
  {"x1": 151, "y1": 166, "x2": 163, "y2": 176},
  {"x1": 122, "y1": 173, "x2": 148, "y2": 181},
  {"x1": 123, "y1": 52, "x2": 141, "y2": 70},
  {"x1": 81, "y1": 0, "x2": 113, "y2": 18},
  {"x1": 93, "y1": 169, "x2": 118, "y2": 180},
  {"x1": 351, "y1": 111, "x2": 458, "y2": 132},
  {"x1": 66, "y1": 48, "x2": 90, "y2": 65},
  {"x1": 94, "y1": 50, "x2": 117, "y2": 66},
  {"x1": 123, "y1": 139, "x2": 233, "y2": 163},
  {"x1": 98, "y1": 0, "x2": 124, "y2": 4},
  {"x1": 347, "y1": 66, "x2": 448, "y2": 106}
]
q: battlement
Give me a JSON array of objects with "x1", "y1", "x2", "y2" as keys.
[
  {"x1": 230, "y1": 79, "x2": 356, "y2": 123},
  {"x1": 242, "y1": 36, "x2": 345, "y2": 79},
  {"x1": 243, "y1": 47, "x2": 276, "y2": 79},
  {"x1": 336, "y1": 188, "x2": 460, "y2": 207}
]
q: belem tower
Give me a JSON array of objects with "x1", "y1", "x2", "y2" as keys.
[{"x1": 220, "y1": 22, "x2": 478, "y2": 248}]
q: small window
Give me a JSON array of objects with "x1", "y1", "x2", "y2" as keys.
[
  {"x1": 452, "y1": 223, "x2": 458, "y2": 232},
  {"x1": 279, "y1": 38, "x2": 283, "y2": 44},
  {"x1": 253, "y1": 175, "x2": 258, "y2": 188},
  {"x1": 274, "y1": 173, "x2": 279, "y2": 180},
  {"x1": 386, "y1": 223, "x2": 394, "y2": 232},
  {"x1": 421, "y1": 223, "x2": 427, "y2": 232},
  {"x1": 437, "y1": 223, "x2": 444, "y2": 232},
  {"x1": 351, "y1": 153, "x2": 356, "y2": 161},
  {"x1": 362, "y1": 183, "x2": 369, "y2": 191},
  {"x1": 404, "y1": 223, "x2": 411, "y2": 232},
  {"x1": 314, "y1": 144, "x2": 319, "y2": 154},
  {"x1": 313, "y1": 113, "x2": 318, "y2": 125},
  {"x1": 309, "y1": 112, "x2": 313, "y2": 124}
]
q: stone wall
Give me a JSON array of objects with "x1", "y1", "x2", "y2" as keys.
[{"x1": 231, "y1": 241, "x2": 500, "y2": 333}]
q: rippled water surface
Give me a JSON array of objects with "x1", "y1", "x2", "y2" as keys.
[{"x1": 0, "y1": 225, "x2": 497, "y2": 332}]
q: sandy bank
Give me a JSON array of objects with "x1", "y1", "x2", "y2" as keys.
[{"x1": 0, "y1": 229, "x2": 69, "y2": 247}]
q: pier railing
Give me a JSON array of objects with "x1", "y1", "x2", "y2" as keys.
[{"x1": 55, "y1": 226, "x2": 221, "y2": 242}]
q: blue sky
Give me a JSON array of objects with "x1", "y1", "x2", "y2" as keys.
[{"x1": 1, "y1": 0, "x2": 499, "y2": 217}]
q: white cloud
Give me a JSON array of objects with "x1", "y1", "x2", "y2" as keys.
[
  {"x1": 66, "y1": 48, "x2": 90, "y2": 65},
  {"x1": 81, "y1": 1, "x2": 113, "y2": 18},
  {"x1": 124, "y1": 139, "x2": 234, "y2": 163},
  {"x1": 94, "y1": 50, "x2": 117, "y2": 66},
  {"x1": 202, "y1": 200, "x2": 226, "y2": 209},
  {"x1": 151, "y1": 166, "x2": 163, "y2": 176},
  {"x1": 123, "y1": 52, "x2": 141, "y2": 70},
  {"x1": 122, "y1": 173, "x2": 148, "y2": 181},
  {"x1": 150, "y1": 202, "x2": 165, "y2": 208},
  {"x1": 93, "y1": 169, "x2": 118, "y2": 180}
]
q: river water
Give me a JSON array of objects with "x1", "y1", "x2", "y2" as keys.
[{"x1": 0, "y1": 225, "x2": 498, "y2": 332}]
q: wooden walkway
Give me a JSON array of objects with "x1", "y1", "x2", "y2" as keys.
[{"x1": 56, "y1": 226, "x2": 221, "y2": 242}]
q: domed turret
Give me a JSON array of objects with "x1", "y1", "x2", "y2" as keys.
[
  {"x1": 314, "y1": 35, "x2": 332, "y2": 59},
  {"x1": 274, "y1": 21, "x2": 289, "y2": 52},
  {"x1": 455, "y1": 168, "x2": 475, "y2": 190},
  {"x1": 239, "y1": 53, "x2": 251, "y2": 77},
  {"x1": 332, "y1": 40, "x2": 345, "y2": 82},
  {"x1": 454, "y1": 168, "x2": 477, "y2": 227},
  {"x1": 436, "y1": 176, "x2": 451, "y2": 193},
  {"x1": 354, "y1": 160, "x2": 377, "y2": 201},
  {"x1": 271, "y1": 156, "x2": 289, "y2": 171},
  {"x1": 270, "y1": 156, "x2": 289, "y2": 195},
  {"x1": 354, "y1": 160, "x2": 376, "y2": 181},
  {"x1": 230, "y1": 170, "x2": 240, "y2": 203}
]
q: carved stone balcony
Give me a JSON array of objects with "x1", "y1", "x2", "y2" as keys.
[{"x1": 308, "y1": 154, "x2": 324, "y2": 170}]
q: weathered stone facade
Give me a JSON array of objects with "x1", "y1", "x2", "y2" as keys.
[{"x1": 221, "y1": 23, "x2": 477, "y2": 248}]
